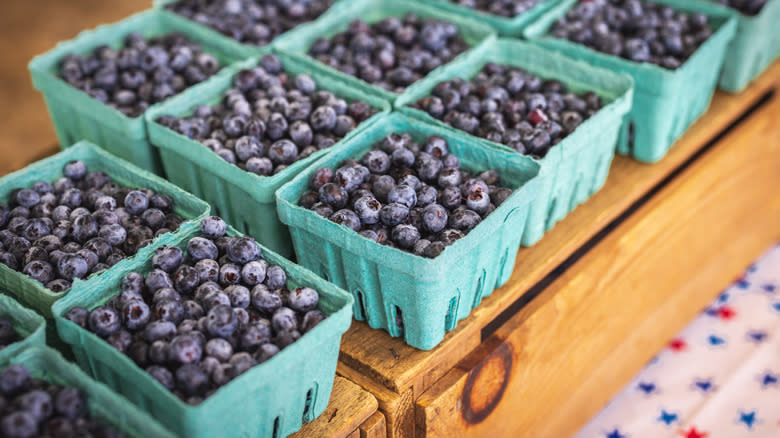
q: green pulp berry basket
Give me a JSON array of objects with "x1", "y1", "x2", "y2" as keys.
[
  {"x1": 396, "y1": 39, "x2": 634, "y2": 247},
  {"x1": 689, "y1": 0, "x2": 780, "y2": 92},
  {"x1": 419, "y1": 0, "x2": 561, "y2": 36},
  {"x1": 1, "y1": 347, "x2": 175, "y2": 438},
  {"x1": 145, "y1": 51, "x2": 391, "y2": 259},
  {"x1": 523, "y1": 0, "x2": 737, "y2": 163},
  {"x1": 153, "y1": 0, "x2": 341, "y2": 59},
  {"x1": 51, "y1": 222, "x2": 354, "y2": 438},
  {"x1": 28, "y1": 9, "x2": 246, "y2": 175},
  {"x1": 276, "y1": 113, "x2": 541, "y2": 350},
  {"x1": 0, "y1": 142, "x2": 210, "y2": 317},
  {"x1": 0, "y1": 293, "x2": 46, "y2": 364},
  {"x1": 274, "y1": 0, "x2": 497, "y2": 103}
]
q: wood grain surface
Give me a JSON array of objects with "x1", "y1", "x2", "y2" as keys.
[
  {"x1": 415, "y1": 79, "x2": 780, "y2": 438},
  {"x1": 290, "y1": 376, "x2": 378, "y2": 438},
  {"x1": 0, "y1": 0, "x2": 150, "y2": 175},
  {"x1": 359, "y1": 412, "x2": 388, "y2": 438}
]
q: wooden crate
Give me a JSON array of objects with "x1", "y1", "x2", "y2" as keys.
[{"x1": 336, "y1": 61, "x2": 780, "y2": 438}]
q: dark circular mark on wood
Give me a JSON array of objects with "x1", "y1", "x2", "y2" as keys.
[{"x1": 460, "y1": 342, "x2": 513, "y2": 424}]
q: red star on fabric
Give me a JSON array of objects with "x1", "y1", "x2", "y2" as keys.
[
  {"x1": 669, "y1": 338, "x2": 687, "y2": 352},
  {"x1": 718, "y1": 306, "x2": 736, "y2": 320},
  {"x1": 679, "y1": 427, "x2": 708, "y2": 438}
]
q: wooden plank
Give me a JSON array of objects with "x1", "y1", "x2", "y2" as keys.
[
  {"x1": 346, "y1": 430, "x2": 361, "y2": 438},
  {"x1": 415, "y1": 83, "x2": 780, "y2": 438},
  {"x1": 338, "y1": 59, "x2": 780, "y2": 403},
  {"x1": 0, "y1": 0, "x2": 150, "y2": 176},
  {"x1": 338, "y1": 363, "x2": 415, "y2": 438},
  {"x1": 289, "y1": 376, "x2": 378, "y2": 438},
  {"x1": 359, "y1": 412, "x2": 387, "y2": 438}
]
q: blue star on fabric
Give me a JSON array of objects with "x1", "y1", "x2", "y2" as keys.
[
  {"x1": 736, "y1": 279, "x2": 750, "y2": 289},
  {"x1": 772, "y1": 302, "x2": 780, "y2": 313},
  {"x1": 747, "y1": 330, "x2": 767, "y2": 343},
  {"x1": 704, "y1": 307, "x2": 719, "y2": 317},
  {"x1": 637, "y1": 381, "x2": 657, "y2": 395},
  {"x1": 718, "y1": 291, "x2": 730, "y2": 302},
  {"x1": 763, "y1": 284, "x2": 776, "y2": 293},
  {"x1": 658, "y1": 410, "x2": 678, "y2": 426},
  {"x1": 605, "y1": 428, "x2": 626, "y2": 438},
  {"x1": 708, "y1": 334, "x2": 726, "y2": 346},
  {"x1": 738, "y1": 411, "x2": 757, "y2": 429},
  {"x1": 693, "y1": 378, "x2": 714, "y2": 393},
  {"x1": 762, "y1": 372, "x2": 778, "y2": 388}
]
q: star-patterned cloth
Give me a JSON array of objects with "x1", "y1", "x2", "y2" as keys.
[{"x1": 575, "y1": 243, "x2": 780, "y2": 438}]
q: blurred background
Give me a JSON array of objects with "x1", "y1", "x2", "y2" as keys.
[{"x1": 0, "y1": 0, "x2": 150, "y2": 175}]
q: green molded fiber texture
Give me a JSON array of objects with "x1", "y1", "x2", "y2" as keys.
[
  {"x1": 145, "y1": 51, "x2": 391, "y2": 258},
  {"x1": 274, "y1": 0, "x2": 497, "y2": 102},
  {"x1": 0, "y1": 293, "x2": 46, "y2": 364},
  {"x1": 28, "y1": 9, "x2": 246, "y2": 175},
  {"x1": 0, "y1": 142, "x2": 210, "y2": 317},
  {"x1": 276, "y1": 113, "x2": 542, "y2": 350},
  {"x1": 395, "y1": 39, "x2": 634, "y2": 246},
  {"x1": 523, "y1": 0, "x2": 737, "y2": 162},
  {"x1": 153, "y1": 0, "x2": 340, "y2": 58},
  {"x1": 1, "y1": 347, "x2": 174, "y2": 438},
  {"x1": 686, "y1": 0, "x2": 780, "y2": 92},
  {"x1": 418, "y1": 0, "x2": 561, "y2": 36},
  {"x1": 51, "y1": 222, "x2": 354, "y2": 438}
]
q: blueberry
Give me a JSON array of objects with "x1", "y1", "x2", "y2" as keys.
[
  {"x1": 264, "y1": 265, "x2": 287, "y2": 290},
  {"x1": 174, "y1": 265, "x2": 200, "y2": 293},
  {"x1": 88, "y1": 306, "x2": 121, "y2": 337},
  {"x1": 301, "y1": 310, "x2": 326, "y2": 333},
  {"x1": 145, "y1": 268, "x2": 173, "y2": 291},
  {"x1": 23, "y1": 260, "x2": 55, "y2": 284},
  {"x1": 57, "y1": 254, "x2": 89, "y2": 280},
  {"x1": 335, "y1": 166, "x2": 364, "y2": 193},
  {"x1": 319, "y1": 183, "x2": 349, "y2": 209},
  {"x1": 1, "y1": 411, "x2": 37, "y2": 438},
  {"x1": 465, "y1": 191, "x2": 491, "y2": 215},
  {"x1": 145, "y1": 365, "x2": 174, "y2": 391},
  {"x1": 288, "y1": 287, "x2": 319, "y2": 313},
  {"x1": 330, "y1": 209, "x2": 361, "y2": 231},
  {"x1": 169, "y1": 334, "x2": 203, "y2": 364},
  {"x1": 144, "y1": 320, "x2": 177, "y2": 343},
  {"x1": 152, "y1": 246, "x2": 183, "y2": 273},
  {"x1": 391, "y1": 224, "x2": 420, "y2": 249},
  {"x1": 121, "y1": 190, "x2": 149, "y2": 215},
  {"x1": 271, "y1": 307, "x2": 298, "y2": 332},
  {"x1": 240, "y1": 321, "x2": 272, "y2": 350},
  {"x1": 448, "y1": 208, "x2": 481, "y2": 232},
  {"x1": 63, "y1": 160, "x2": 88, "y2": 180},
  {"x1": 353, "y1": 196, "x2": 381, "y2": 225},
  {"x1": 187, "y1": 237, "x2": 218, "y2": 261},
  {"x1": 107, "y1": 329, "x2": 133, "y2": 352},
  {"x1": 175, "y1": 363, "x2": 209, "y2": 397},
  {"x1": 65, "y1": 307, "x2": 89, "y2": 328},
  {"x1": 226, "y1": 236, "x2": 261, "y2": 264},
  {"x1": 219, "y1": 263, "x2": 241, "y2": 286},
  {"x1": 194, "y1": 259, "x2": 220, "y2": 284},
  {"x1": 122, "y1": 300, "x2": 151, "y2": 331},
  {"x1": 379, "y1": 203, "x2": 409, "y2": 227},
  {"x1": 240, "y1": 260, "x2": 267, "y2": 285},
  {"x1": 387, "y1": 184, "x2": 417, "y2": 208},
  {"x1": 155, "y1": 299, "x2": 185, "y2": 324},
  {"x1": 251, "y1": 285, "x2": 282, "y2": 314},
  {"x1": 205, "y1": 338, "x2": 233, "y2": 362},
  {"x1": 255, "y1": 343, "x2": 280, "y2": 363},
  {"x1": 53, "y1": 386, "x2": 86, "y2": 419},
  {"x1": 205, "y1": 305, "x2": 238, "y2": 338},
  {"x1": 0, "y1": 364, "x2": 30, "y2": 395}
]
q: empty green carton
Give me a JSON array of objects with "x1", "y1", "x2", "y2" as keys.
[
  {"x1": 0, "y1": 293, "x2": 46, "y2": 364},
  {"x1": 523, "y1": 0, "x2": 737, "y2": 162},
  {"x1": 0, "y1": 142, "x2": 210, "y2": 317},
  {"x1": 145, "y1": 52, "x2": 390, "y2": 259},
  {"x1": 275, "y1": 0, "x2": 496, "y2": 103},
  {"x1": 396, "y1": 39, "x2": 634, "y2": 247},
  {"x1": 2, "y1": 347, "x2": 174, "y2": 438},
  {"x1": 52, "y1": 223, "x2": 354, "y2": 438},
  {"x1": 28, "y1": 9, "x2": 245, "y2": 175},
  {"x1": 418, "y1": 0, "x2": 561, "y2": 36},
  {"x1": 276, "y1": 113, "x2": 541, "y2": 350},
  {"x1": 689, "y1": 0, "x2": 780, "y2": 92}
]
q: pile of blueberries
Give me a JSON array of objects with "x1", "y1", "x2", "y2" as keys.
[
  {"x1": 0, "y1": 160, "x2": 185, "y2": 293},
  {"x1": 0, "y1": 316, "x2": 20, "y2": 351},
  {"x1": 0, "y1": 364, "x2": 124, "y2": 438},
  {"x1": 299, "y1": 134, "x2": 514, "y2": 258},
  {"x1": 167, "y1": 0, "x2": 333, "y2": 46},
  {"x1": 449, "y1": 0, "x2": 548, "y2": 18},
  {"x1": 711, "y1": 0, "x2": 767, "y2": 15},
  {"x1": 549, "y1": 0, "x2": 715, "y2": 70},
  {"x1": 157, "y1": 54, "x2": 376, "y2": 176},
  {"x1": 413, "y1": 63, "x2": 603, "y2": 158},
  {"x1": 59, "y1": 32, "x2": 223, "y2": 118},
  {"x1": 308, "y1": 15, "x2": 470, "y2": 93},
  {"x1": 65, "y1": 217, "x2": 326, "y2": 405}
]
